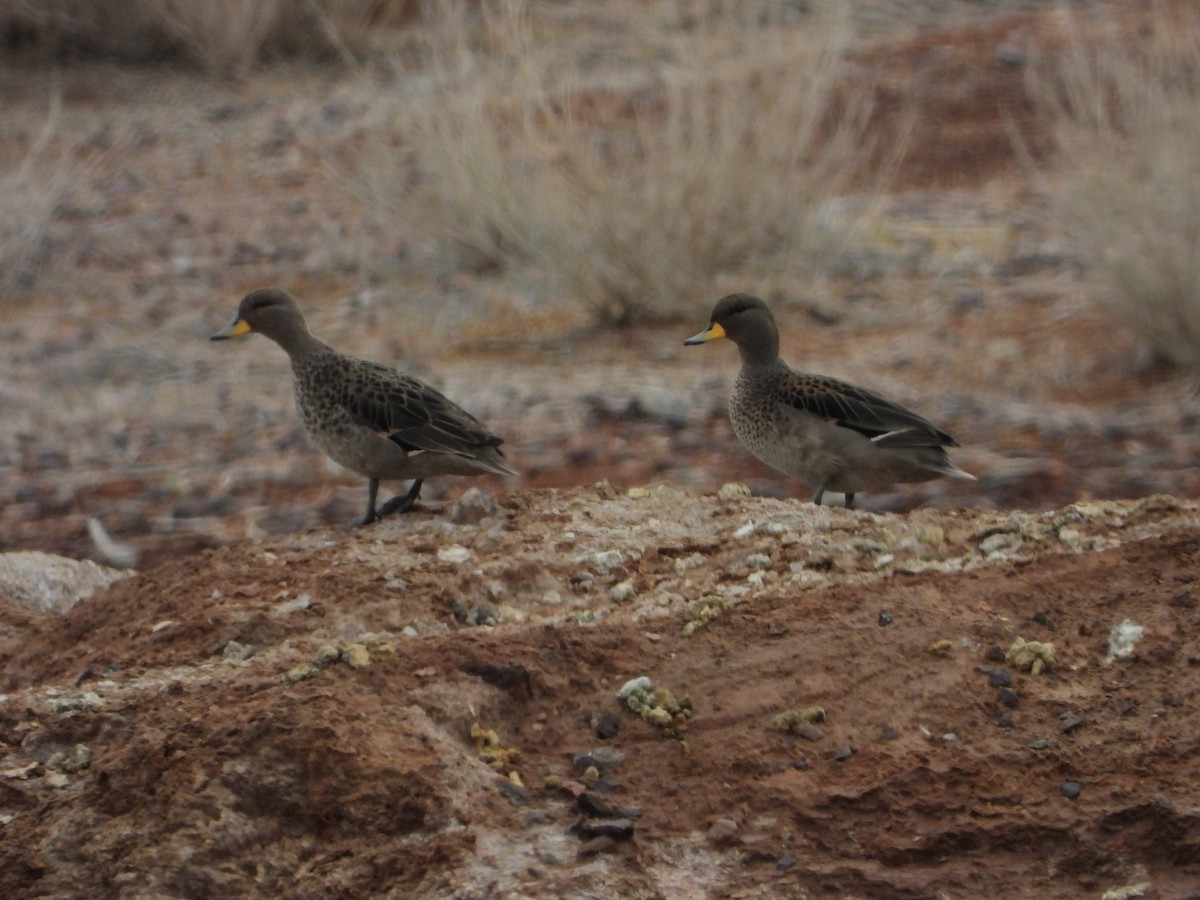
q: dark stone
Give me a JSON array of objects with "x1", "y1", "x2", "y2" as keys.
[
  {"x1": 575, "y1": 817, "x2": 635, "y2": 840},
  {"x1": 777, "y1": 854, "x2": 797, "y2": 870},
  {"x1": 982, "y1": 668, "x2": 1012, "y2": 688},
  {"x1": 1059, "y1": 713, "x2": 1084, "y2": 734},
  {"x1": 880, "y1": 724, "x2": 901, "y2": 741},
  {"x1": 497, "y1": 780, "x2": 531, "y2": 806},
  {"x1": 1062, "y1": 781, "x2": 1081, "y2": 800},
  {"x1": 577, "y1": 792, "x2": 617, "y2": 818},
  {"x1": 1032, "y1": 612, "x2": 1050, "y2": 626},
  {"x1": 592, "y1": 711, "x2": 621, "y2": 740},
  {"x1": 792, "y1": 723, "x2": 825, "y2": 742},
  {"x1": 1029, "y1": 739, "x2": 1052, "y2": 750},
  {"x1": 573, "y1": 747, "x2": 626, "y2": 772},
  {"x1": 878, "y1": 612, "x2": 893, "y2": 627},
  {"x1": 998, "y1": 688, "x2": 1019, "y2": 708},
  {"x1": 985, "y1": 646, "x2": 1006, "y2": 663},
  {"x1": 577, "y1": 835, "x2": 617, "y2": 856},
  {"x1": 833, "y1": 745, "x2": 855, "y2": 761}
]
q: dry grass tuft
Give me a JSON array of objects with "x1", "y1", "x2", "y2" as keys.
[
  {"x1": 0, "y1": 98, "x2": 97, "y2": 294},
  {"x1": 1028, "y1": 4, "x2": 1200, "y2": 372},
  {"x1": 348, "y1": 0, "x2": 893, "y2": 324},
  {"x1": 137, "y1": 0, "x2": 286, "y2": 78}
]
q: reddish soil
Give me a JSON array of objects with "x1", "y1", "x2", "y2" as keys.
[{"x1": 2, "y1": 489, "x2": 1199, "y2": 897}]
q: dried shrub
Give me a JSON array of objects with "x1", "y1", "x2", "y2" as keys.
[
  {"x1": 348, "y1": 0, "x2": 894, "y2": 324},
  {"x1": 1028, "y1": 4, "x2": 1200, "y2": 371},
  {"x1": 0, "y1": 99, "x2": 95, "y2": 294}
]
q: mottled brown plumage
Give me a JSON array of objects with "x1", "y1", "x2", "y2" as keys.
[
  {"x1": 212, "y1": 288, "x2": 515, "y2": 525},
  {"x1": 685, "y1": 293, "x2": 973, "y2": 508}
]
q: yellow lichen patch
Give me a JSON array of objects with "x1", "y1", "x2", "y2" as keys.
[
  {"x1": 284, "y1": 640, "x2": 391, "y2": 682},
  {"x1": 771, "y1": 706, "x2": 827, "y2": 733},
  {"x1": 1006, "y1": 637, "x2": 1056, "y2": 675},
  {"x1": 618, "y1": 676, "x2": 692, "y2": 740},
  {"x1": 683, "y1": 594, "x2": 733, "y2": 636},
  {"x1": 927, "y1": 639, "x2": 955, "y2": 656},
  {"x1": 341, "y1": 643, "x2": 371, "y2": 669},
  {"x1": 471, "y1": 722, "x2": 521, "y2": 775}
]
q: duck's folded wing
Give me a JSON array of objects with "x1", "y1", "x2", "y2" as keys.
[
  {"x1": 341, "y1": 366, "x2": 503, "y2": 454},
  {"x1": 775, "y1": 375, "x2": 957, "y2": 447}
]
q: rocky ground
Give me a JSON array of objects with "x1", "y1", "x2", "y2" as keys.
[{"x1": 2, "y1": 2, "x2": 1200, "y2": 897}]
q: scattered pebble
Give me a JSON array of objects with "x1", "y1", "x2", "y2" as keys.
[
  {"x1": 577, "y1": 835, "x2": 617, "y2": 857},
  {"x1": 609, "y1": 581, "x2": 636, "y2": 604},
  {"x1": 981, "y1": 668, "x2": 1012, "y2": 687},
  {"x1": 1059, "y1": 713, "x2": 1084, "y2": 734},
  {"x1": 708, "y1": 817, "x2": 738, "y2": 843},
  {"x1": 221, "y1": 640, "x2": 253, "y2": 662},
  {"x1": 776, "y1": 854, "x2": 797, "y2": 870},
  {"x1": 497, "y1": 779, "x2": 531, "y2": 806},
  {"x1": 437, "y1": 545, "x2": 471, "y2": 565},
  {"x1": 46, "y1": 744, "x2": 91, "y2": 774},
  {"x1": 449, "y1": 487, "x2": 497, "y2": 524},
  {"x1": 51, "y1": 693, "x2": 102, "y2": 714},
  {"x1": 1105, "y1": 619, "x2": 1145, "y2": 663},
  {"x1": 744, "y1": 553, "x2": 772, "y2": 570},
  {"x1": 591, "y1": 711, "x2": 622, "y2": 740},
  {"x1": 575, "y1": 817, "x2": 635, "y2": 840},
  {"x1": 1029, "y1": 739, "x2": 1052, "y2": 750},
  {"x1": 878, "y1": 612, "x2": 892, "y2": 627},
  {"x1": 1061, "y1": 781, "x2": 1081, "y2": 800},
  {"x1": 833, "y1": 745, "x2": 855, "y2": 761},
  {"x1": 274, "y1": 593, "x2": 312, "y2": 614},
  {"x1": 573, "y1": 747, "x2": 626, "y2": 772},
  {"x1": 1100, "y1": 882, "x2": 1153, "y2": 900},
  {"x1": 592, "y1": 550, "x2": 625, "y2": 573},
  {"x1": 880, "y1": 724, "x2": 901, "y2": 741},
  {"x1": 998, "y1": 688, "x2": 1019, "y2": 708},
  {"x1": 980, "y1": 532, "x2": 1023, "y2": 556}
]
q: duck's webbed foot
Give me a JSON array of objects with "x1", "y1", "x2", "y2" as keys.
[{"x1": 378, "y1": 479, "x2": 424, "y2": 517}]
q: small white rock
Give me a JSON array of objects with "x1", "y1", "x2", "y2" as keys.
[
  {"x1": 437, "y1": 545, "x2": 471, "y2": 564},
  {"x1": 609, "y1": 581, "x2": 636, "y2": 603}
]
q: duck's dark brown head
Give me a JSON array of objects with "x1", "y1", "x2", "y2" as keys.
[
  {"x1": 211, "y1": 288, "x2": 318, "y2": 356},
  {"x1": 684, "y1": 293, "x2": 780, "y2": 367}
]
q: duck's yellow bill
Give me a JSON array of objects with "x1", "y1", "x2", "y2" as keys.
[
  {"x1": 683, "y1": 322, "x2": 726, "y2": 345},
  {"x1": 210, "y1": 317, "x2": 252, "y2": 341}
]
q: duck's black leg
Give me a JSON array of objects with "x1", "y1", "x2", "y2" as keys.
[
  {"x1": 350, "y1": 478, "x2": 381, "y2": 527},
  {"x1": 844, "y1": 492, "x2": 856, "y2": 509},
  {"x1": 378, "y1": 479, "x2": 424, "y2": 517},
  {"x1": 812, "y1": 478, "x2": 829, "y2": 506}
]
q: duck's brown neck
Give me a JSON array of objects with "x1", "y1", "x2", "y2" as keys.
[
  {"x1": 734, "y1": 318, "x2": 780, "y2": 369},
  {"x1": 270, "y1": 325, "x2": 331, "y2": 362}
]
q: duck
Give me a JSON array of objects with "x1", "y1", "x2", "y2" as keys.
[
  {"x1": 211, "y1": 287, "x2": 516, "y2": 526},
  {"x1": 684, "y1": 293, "x2": 973, "y2": 508}
]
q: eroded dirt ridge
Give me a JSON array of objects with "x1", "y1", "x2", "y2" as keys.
[{"x1": 1, "y1": 487, "x2": 1198, "y2": 897}]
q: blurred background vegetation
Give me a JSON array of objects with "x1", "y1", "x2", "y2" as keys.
[{"x1": 2, "y1": 0, "x2": 1200, "y2": 358}]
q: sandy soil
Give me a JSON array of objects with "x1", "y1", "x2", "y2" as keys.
[{"x1": 2, "y1": 2, "x2": 1200, "y2": 897}]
